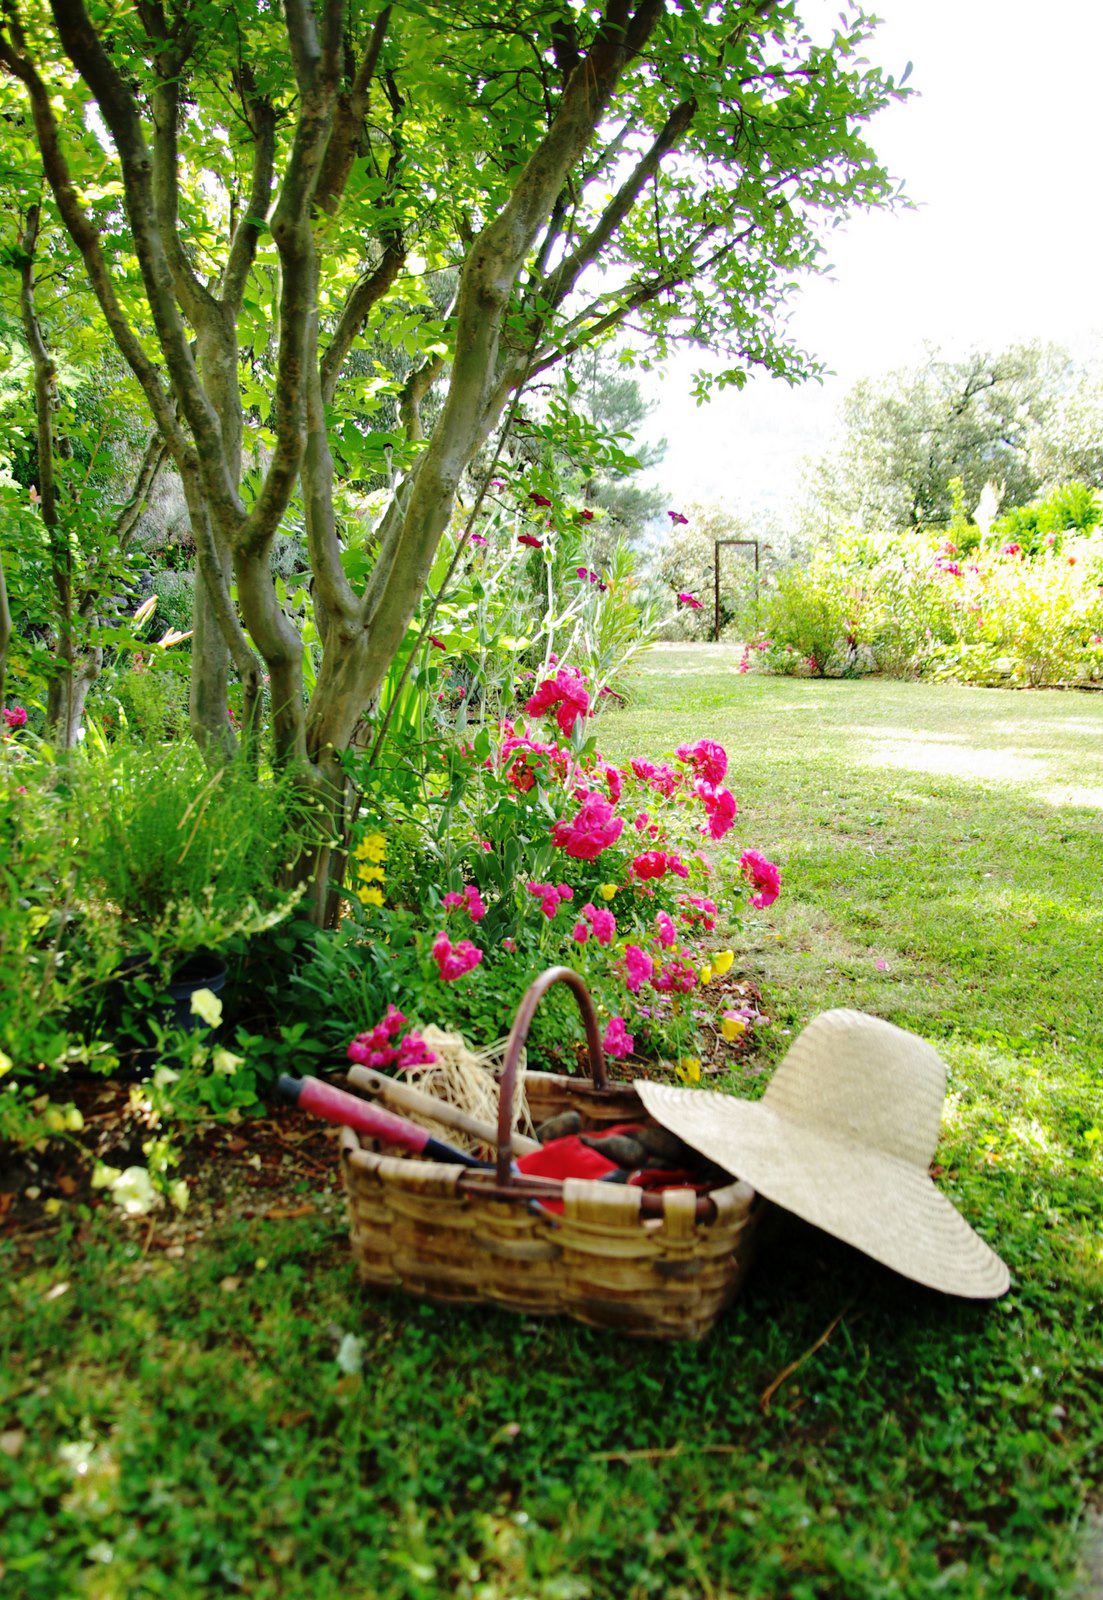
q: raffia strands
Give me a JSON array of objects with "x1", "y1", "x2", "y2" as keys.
[{"x1": 395, "y1": 1027, "x2": 533, "y2": 1156}]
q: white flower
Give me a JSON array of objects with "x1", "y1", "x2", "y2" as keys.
[
  {"x1": 108, "y1": 1167, "x2": 159, "y2": 1216},
  {"x1": 189, "y1": 988, "x2": 223, "y2": 1028}
]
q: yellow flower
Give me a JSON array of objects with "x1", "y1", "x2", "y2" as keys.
[
  {"x1": 676, "y1": 1056, "x2": 701, "y2": 1085},
  {"x1": 712, "y1": 950, "x2": 734, "y2": 977},
  {"x1": 721, "y1": 1013, "x2": 746, "y2": 1042},
  {"x1": 357, "y1": 862, "x2": 385, "y2": 882},
  {"x1": 599, "y1": 883, "x2": 618, "y2": 900},
  {"x1": 698, "y1": 964, "x2": 713, "y2": 985},
  {"x1": 357, "y1": 885, "x2": 384, "y2": 907},
  {"x1": 354, "y1": 832, "x2": 387, "y2": 864}
]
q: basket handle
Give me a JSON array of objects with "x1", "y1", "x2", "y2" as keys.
[{"x1": 496, "y1": 966, "x2": 608, "y2": 1183}]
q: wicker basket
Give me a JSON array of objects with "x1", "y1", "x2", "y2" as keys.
[{"x1": 341, "y1": 967, "x2": 764, "y2": 1341}]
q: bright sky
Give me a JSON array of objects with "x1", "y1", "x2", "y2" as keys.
[{"x1": 642, "y1": 0, "x2": 1103, "y2": 519}]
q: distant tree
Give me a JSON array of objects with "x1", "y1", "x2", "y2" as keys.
[
  {"x1": 1027, "y1": 352, "x2": 1103, "y2": 491},
  {"x1": 563, "y1": 348, "x2": 667, "y2": 548},
  {"x1": 801, "y1": 344, "x2": 1071, "y2": 535}
]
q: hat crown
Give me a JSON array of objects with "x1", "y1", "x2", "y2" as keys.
[{"x1": 763, "y1": 1010, "x2": 944, "y2": 1170}]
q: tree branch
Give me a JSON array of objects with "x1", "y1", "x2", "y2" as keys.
[
  {"x1": 541, "y1": 97, "x2": 697, "y2": 310},
  {"x1": 222, "y1": 65, "x2": 277, "y2": 312},
  {"x1": 319, "y1": 236, "x2": 406, "y2": 405},
  {"x1": 302, "y1": 301, "x2": 357, "y2": 626},
  {"x1": 138, "y1": 0, "x2": 216, "y2": 330},
  {"x1": 48, "y1": 0, "x2": 245, "y2": 535},
  {"x1": 0, "y1": 12, "x2": 187, "y2": 466},
  {"x1": 399, "y1": 352, "x2": 446, "y2": 443},
  {"x1": 348, "y1": 0, "x2": 665, "y2": 713},
  {"x1": 315, "y1": 3, "x2": 392, "y2": 216},
  {"x1": 240, "y1": 0, "x2": 343, "y2": 556}
]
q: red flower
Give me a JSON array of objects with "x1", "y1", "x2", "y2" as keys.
[
  {"x1": 675, "y1": 738, "x2": 728, "y2": 786},
  {"x1": 518, "y1": 533, "x2": 544, "y2": 549},
  {"x1": 631, "y1": 849, "x2": 687, "y2": 881},
  {"x1": 695, "y1": 780, "x2": 737, "y2": 840},
  {"x1": 431, "y1": 932, "x2": 484, "y2": 982},
  {"x1": 668, "y1": 510, "x2": 688, "y2": 526},
  {"x1": 603, "y1": 1016, "x2": 634, "y2": 1058},
  {"x1": 428, "y1": 635, "x2": 445, "y2": 649},
  {"x1": 528, "y1": 492, "x2": 553, "y2": 508},
  {"x1": 578, "y1": 509, "x2": 594, "y2": 522},
  {"x1": 677, "y1": 592, "x2": 702, "y2": 609}
]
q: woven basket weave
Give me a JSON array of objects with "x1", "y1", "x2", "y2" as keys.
[{"x1": 341, "y1": 967, "x2": 763, "y2": 1341}]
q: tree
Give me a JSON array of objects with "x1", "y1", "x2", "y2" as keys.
[
  {"x1": 801, "y1": 343, "x2": 1071, "y2": 536},
  {"x1": 557, "y1": 347, "x2": 667, "y2": 549},
  {"x1": 1027, "y1": 350, "x2": 1103, "y2": 492},
  {"x1": 0, "y1": 0, "x2": 904, "y2": 918}
]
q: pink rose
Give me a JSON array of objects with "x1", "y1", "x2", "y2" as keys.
[{"x1": 740, "y1": 849, "x2": 781, "y2": 910}]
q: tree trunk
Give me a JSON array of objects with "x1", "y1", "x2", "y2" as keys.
[{"x1": 46, "y1": 645, "x2": 101, "y2": 751}]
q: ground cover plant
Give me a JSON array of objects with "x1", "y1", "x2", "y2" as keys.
[{"x1": 3, "y1": 659, "x2": 1101, "y2": 1598}]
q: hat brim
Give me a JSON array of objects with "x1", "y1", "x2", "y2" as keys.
[{"x1": 636, "y1": 1081, "x2": 1010, "y2": 1299}]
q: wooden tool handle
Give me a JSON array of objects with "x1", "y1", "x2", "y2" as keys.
[{"x1": 346, "y1": 1063, "x2": 541, "y2": 1157}]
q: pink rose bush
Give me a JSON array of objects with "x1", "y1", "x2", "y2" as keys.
[
  {"x1": 551, "y1": 791, "x2": 623, "y2": 859},
  {"x1": 525, "y1": 666, "x2": 592, "y2": 736},
  {"x1": 344, "y1": 658, "x2": 781, "y2": 1064}
]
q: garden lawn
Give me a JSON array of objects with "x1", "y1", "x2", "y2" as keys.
[{"x1": 3, "y1": 655, "x2": 1101, "y2": 1599}]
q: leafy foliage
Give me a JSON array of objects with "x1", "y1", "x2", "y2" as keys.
[{"x1": 0, "y1": 0, "x2": 906, "y2": 924}]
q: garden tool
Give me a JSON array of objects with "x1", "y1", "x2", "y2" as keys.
[
  {"x1": 278, "y1": 1075, "x2": 494, "y2": 1169},
  {"x1": 281, "y1": 1076, "x2": 619, "y2": 1185},
  {"x1": 345, "y1": 1063, "x2": 541, "y2": 1157}
]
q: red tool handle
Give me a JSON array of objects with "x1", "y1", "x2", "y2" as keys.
[{"x1": 283, "y1": 1074, "x2": 433, "y2": 1153}]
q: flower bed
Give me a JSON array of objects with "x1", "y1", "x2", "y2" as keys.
[{"x1": 330, "y1": 665, "x2": 781, "y2": 1070}]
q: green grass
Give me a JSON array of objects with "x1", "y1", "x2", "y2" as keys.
[{"x1": 3, "y1": 657, "x2": 1101, "y2": 1599}]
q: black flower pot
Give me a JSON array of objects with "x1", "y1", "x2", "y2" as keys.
[{"x1": 114, "y1": 950, "x2": 228, "y2": 1079}]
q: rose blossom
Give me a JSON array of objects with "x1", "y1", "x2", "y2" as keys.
[
  {"x1": 603, "y1": 1016, "x2": 634, "y2": 1058},
  {"x1": 740, "y1": 849, "x2": 781, "y2": 910}
]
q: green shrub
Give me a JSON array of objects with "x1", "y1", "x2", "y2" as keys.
[
  {"x1": 991, "y1": 481, "x2": 1101, "y2": 555},
  {"x1": 320, "y1": 687, "x2": 778, "y2": 1071},
  {"x1": 761, "y1": 555, "x2": 859, "y2": 675},
  {"x1": 760, "y1": 518, "x2": 1103, "y2": 687}
]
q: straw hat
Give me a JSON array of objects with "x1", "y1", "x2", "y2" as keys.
[{"x1": 637, "y1": 1009, "x2": 1010, "y2": 1298}]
